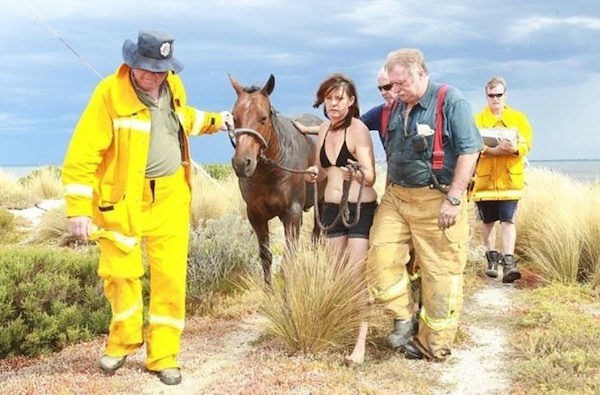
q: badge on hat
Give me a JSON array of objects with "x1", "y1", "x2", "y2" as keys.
[{"x1": 159, "y1": 42, "x2": 171, "y2": 58}]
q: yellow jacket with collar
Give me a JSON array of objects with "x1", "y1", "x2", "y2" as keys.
[
  {"x1": 472, "y1": 105, "x2": 533, "y2": 201},
  {"x1": 62, "y1": 63, "x2": 222, "y2": 240}
]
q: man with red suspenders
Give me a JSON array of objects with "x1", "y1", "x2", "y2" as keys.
[{"x1": 367, "y1": 49, "x2": 483, "y2": 360}]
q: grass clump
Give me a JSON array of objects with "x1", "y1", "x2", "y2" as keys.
[
  {"x1": 186, "y1": 214, "x2": 259, "y2": 315},
  {"x1": 516, "y1": 168, "x2": 600, "y2": 284},
  {"x1": 0, "y1": 170, "x2": 37, "y2": 209},
  {"x1": 510, "y1": 283, "x2": 600, "y2": 393},
  {"x1": 32, "y1": 205, "x2": 80, "y2": 246},
  {"x1": 190, "y1": 166, "x2": 246, "y2": 229},
  {"x1": 255, "y1": 240, "x2": 369, "y2": 355},
  {"x1": 0, "y1": 246, "x2": 109, "y2": 357},
  {"x1": 19, "y1": 166, "x2": 62, "y2": 201},
  {"x1": 201, "y1": 163, "x2": 234, "y2": 180},
  {"x1": 0, "y1": 208, "x2": 15, "y2": 243}
]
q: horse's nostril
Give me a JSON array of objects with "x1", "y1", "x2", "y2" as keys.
[{"x1": 245, "y1": 158, "x2": 252, "y2": 168}]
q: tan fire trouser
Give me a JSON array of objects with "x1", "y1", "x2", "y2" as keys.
[
  {"x1": 367, "y1": 184, "x2": 468, "y2": 359},
  {"x1": 99, "y1": 167, "x2": 191, "y2": 371}
]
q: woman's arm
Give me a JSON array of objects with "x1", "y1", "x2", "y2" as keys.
[{"x1": 346, "y1": 118, "x2": 376, "y2": 186}]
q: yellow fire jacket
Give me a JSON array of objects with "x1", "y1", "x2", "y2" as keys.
[
  {"x1": 472, "y1": 105, "x2": 533, "y2": 201},
  {"x1": 62, "y1": 63, "x2": 222, "y2": 246}
]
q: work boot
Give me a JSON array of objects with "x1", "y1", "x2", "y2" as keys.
[
  {"x1": 386, "y1": 319, "x2": 414, "y2": 349},
  {"x1": 157, "y1": 368, "x2": 182, "y2": 385},
  {"x1": 99, "y1": 355, "x2": 126, "y2": 373},
  {"x1": 502, "y1": 254, "x2": 521, "y2": 283},
  {"x1": 484, "y1": 250, "x2": 500, "y2": 278},
  {"x1": 402, "y1": 339, "x2": 426, "y2": 360}
]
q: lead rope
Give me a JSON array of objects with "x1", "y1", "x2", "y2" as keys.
[{"x1": 313, "y1": 162, "x2": 365, "y2": 231}]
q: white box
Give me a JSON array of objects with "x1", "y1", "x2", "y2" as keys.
[{"x1": 478, "y1": 128, "x2": 517, "y2": 147}]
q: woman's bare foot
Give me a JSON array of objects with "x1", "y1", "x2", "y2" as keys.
[{"x1": 344, "y1": 321, "x2": 368, "y2": 366}]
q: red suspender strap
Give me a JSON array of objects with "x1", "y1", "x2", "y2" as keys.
[
  {"x1": 380, "y1": 104, "x2": 391, "y2": 142},
  {"x1": 432, "y1": 84, "x2": 448, "y2": 171},
  {"x1": 380, "y1": 98, "x2": 399, "y2": 142}
]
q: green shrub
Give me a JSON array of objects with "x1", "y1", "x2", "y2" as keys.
[
  {"x1": 201, "y1": 163, "x2": 233, "y2": 180},
  {"x1": 186, "y1": 214, "x2": 259, "y2": 314},
  {"x1": 0, "y1": 246, "x2": 109, "y2": 357}
]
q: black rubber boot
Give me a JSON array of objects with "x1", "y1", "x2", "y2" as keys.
[
  {"x1": 502, "y1": 254, "x2": 521, "y2": 283},
  {"x1": 386, "y1": 319, "x2": 414, "y2": 349},
  {"x1": 485, "y1": 250, "x2": 501, "y2": 278}
]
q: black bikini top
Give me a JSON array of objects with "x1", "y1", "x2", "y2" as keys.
[{"x1": 320, "y1": 128, "x2": 357, "y2": 168}]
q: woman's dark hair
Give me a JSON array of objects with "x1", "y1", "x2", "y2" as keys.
[{"x1": 313, "y1": 73, "x2": 360, "y2": 130}]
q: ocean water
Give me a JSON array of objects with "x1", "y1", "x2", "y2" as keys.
[{"x1": 2, "y1": 160, "x2": 600, "y2": 182}]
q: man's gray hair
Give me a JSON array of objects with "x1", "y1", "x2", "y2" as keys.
[
  {"x1": 485, "y1": 76, "x2": 507, "y2": 92},
  {"x1": 385, "y1": 49, "x2": 428, "y2": 78}
]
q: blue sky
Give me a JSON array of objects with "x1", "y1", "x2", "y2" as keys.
[{"x1": 1, "y1": 0, "x2": 599, "y2": 165}]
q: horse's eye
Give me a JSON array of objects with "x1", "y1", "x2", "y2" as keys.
[{"x1": 259, "y1": 116, "x2": 268, "y2": 124}]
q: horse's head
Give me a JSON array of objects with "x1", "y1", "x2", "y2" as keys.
[{"x1": 229, "y1": 74, "x2": 275, "y2": 178}]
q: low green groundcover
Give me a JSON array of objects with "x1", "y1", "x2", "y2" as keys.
[{"x1": 0, "y1": 246, "x2": 110, "y2": 357}]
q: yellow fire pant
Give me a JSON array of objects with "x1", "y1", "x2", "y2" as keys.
[
  {"x1": 367, "y1": 184, "x2": 468, "y2": 359},
  {"x1": 99, "y1": 167, "x2": 191, "y2": 371}
]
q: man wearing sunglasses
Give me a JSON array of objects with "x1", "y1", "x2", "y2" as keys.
[
  {"x1": 471, "y1": 77, "x2": 533, "y2": 283},
  {"x1": 361, "y1": 68, "x2": 397, "y2": 155}
]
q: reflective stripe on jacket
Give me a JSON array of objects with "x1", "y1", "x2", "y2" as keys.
[
  {"x1": 472, "y1": 105, "x2": 533, "y2": 201},
  {"x1": 62, "y1": 63, "x2": 222, "y2": 236}
]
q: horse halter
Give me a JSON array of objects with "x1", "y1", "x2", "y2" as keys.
[{"x1": 227, "y1": 126, "x2": 269, "y2": 151}]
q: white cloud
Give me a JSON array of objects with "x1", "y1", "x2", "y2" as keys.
[{"x1": 506, "y1": 16, "x2": 600, "y2": 41}]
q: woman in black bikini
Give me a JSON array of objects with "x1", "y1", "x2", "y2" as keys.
[{"x1": 305, "y1": 73, "x2": 378, "y2": 365}]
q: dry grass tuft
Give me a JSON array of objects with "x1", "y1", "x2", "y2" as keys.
[
  {"x1": 251, "y1": 239, "x2": 369, "y2": 355},
  {"x1": 0, "y1": 171, "x2": 37, "y2": 209},
  {"x1": 516, "y1": 168, "x2": 600, "y2": 284},
  {"x1": 190, "y1": 166, "x2": 246, "y2": 229},
  {"x1": 20, "y1": 166, "x2": 63, "y2": 201},
  {"x1": 33, "y1": 205, "x2": 81, "y2": 246}
]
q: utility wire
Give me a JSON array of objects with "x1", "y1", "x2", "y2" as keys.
[
  {"x1": 17, "y1": 0, "x2": 225, "y2": 188},
  {"x1": 17, "y1": 0, "x2": 104, "y2": 80}
]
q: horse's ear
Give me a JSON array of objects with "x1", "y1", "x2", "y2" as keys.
[
  {"x1": 261, "y1": 74, "x2": 275, "y2": 96},
  {"x1": 229, "y1": 74, "x2": 243, "y2": 96}
]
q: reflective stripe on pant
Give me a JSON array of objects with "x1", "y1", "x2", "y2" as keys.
[
  {"x1": 100, "y1": 166, "x2": 191, "y2": 371},
  {"x1": 367, "y1": 184, "x2": 468, "y2": 359}
]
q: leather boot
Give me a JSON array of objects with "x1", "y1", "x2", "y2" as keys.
[
  {"x1": 502, "y1": 254, "x2": 521, "y2": 283},
  {"x1": 485, "y1": 250, "x2": 500, "y2": 278},
  {"x1": 386, "y1": 319, "x2": 414, "y2": 349}
]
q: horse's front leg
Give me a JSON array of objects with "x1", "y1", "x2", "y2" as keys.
[
  {"x1": 248, "y1": 211, "x2": 272, "y2": 286},
  {"x1": 281, "y1": 202, "x2": 302, "y2": 252}
]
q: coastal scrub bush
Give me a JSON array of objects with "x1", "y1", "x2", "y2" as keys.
[
  {"x1": 0, "y1": 208, "x2": 15, "y2": 243},
  {"x1": 201, "y1": 163, "x2": 234, "y2": 180},
  {"x1": 186, "y1": 214, "x2": 259, "y2": 315},
  {"x1": 19, "y1": 166, "x2": 62, "y2": 201},
  {"x1": 254, "y1": 240, "x2": 369, "y2": 354},
  {"x1": 0, "y1": 246, "x2": 109, "y2": 357}
]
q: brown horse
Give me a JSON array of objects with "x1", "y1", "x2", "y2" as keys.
[{"x1": 229, "y1": 74, "x2": 323, "y2": 285}]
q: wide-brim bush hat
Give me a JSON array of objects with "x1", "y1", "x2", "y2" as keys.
[{"x1": 122, "y1": 29, "x2": 184, "y2": 74}]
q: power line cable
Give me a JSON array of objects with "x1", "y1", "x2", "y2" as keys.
[{"x1": 16, "y1": 0, "x2": 104, "y2": 80}]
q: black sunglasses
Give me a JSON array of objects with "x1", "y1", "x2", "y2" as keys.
[
  {"x1": 487, "y1": 93, "x2": 504, "y2": 99},
  {"x1": 378, "y1": 84, "x2": 393, "y2": 92}
]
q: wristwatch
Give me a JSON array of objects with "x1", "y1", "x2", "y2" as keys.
[{"x1": 445, "y1": 195, "x2": 461, "y2": 206}]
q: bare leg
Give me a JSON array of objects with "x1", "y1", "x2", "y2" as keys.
[
  {"x1": 500, "y1": 221, "x2": 516, "y2": 255},
  {"x1": 344, "y1": 237, "x2": 369, "y2": 366},
  {"x1": 481, "y1": 221, "x2": 497, "y2": 251}
]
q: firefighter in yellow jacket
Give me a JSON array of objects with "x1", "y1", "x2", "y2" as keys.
[
  {"x1": 62, "y1": 30, "x2": 233, "y2": 385},
  {"x1": 472, "y1": 76, "x2": 533, "y2": 283}
]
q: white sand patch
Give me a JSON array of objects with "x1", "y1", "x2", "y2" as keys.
[
  {"x1": 434, "y1": 280, "x2": 517, "y2": 395},
  {"x1": 8, "y1": 199, "x2": 64, "y2": 227}
]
